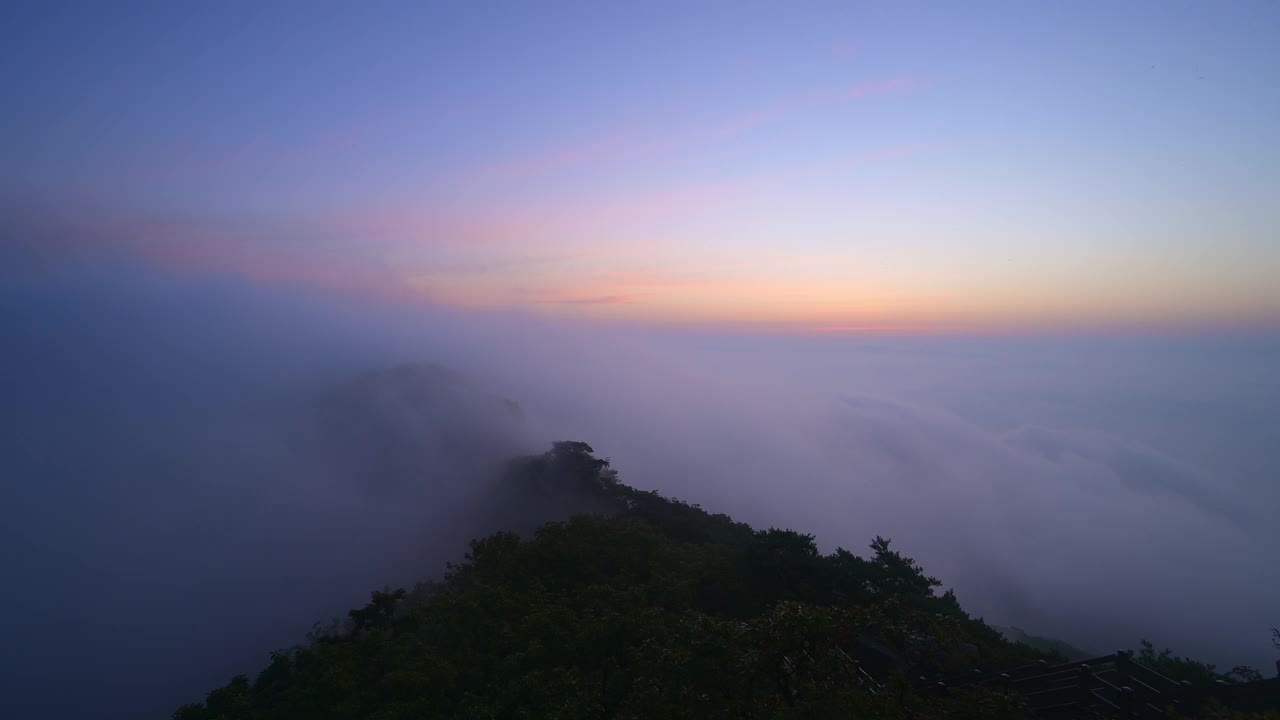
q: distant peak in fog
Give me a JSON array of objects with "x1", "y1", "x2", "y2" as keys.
[{"x1": 307, "y1": 362, "x2": 531, "y2": 498}]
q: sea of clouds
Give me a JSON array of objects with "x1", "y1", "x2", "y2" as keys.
[{"x1": 3, "y1": 259, "x2": 1277, "y2": 718}]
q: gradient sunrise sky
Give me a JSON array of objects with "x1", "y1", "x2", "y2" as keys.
[{"x1": 4, "y1": 1, "x2": 1279, "y2": 332}]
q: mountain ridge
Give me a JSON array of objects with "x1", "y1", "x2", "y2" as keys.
[{"x1": 172, "y1": 441, "x2": 1277, "y2": 719}]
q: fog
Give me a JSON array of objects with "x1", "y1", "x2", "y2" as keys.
[{"x1": 3, "y1": 261, "x2": 1278, "y2": 718}]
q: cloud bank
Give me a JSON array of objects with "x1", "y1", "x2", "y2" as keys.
[{"x1": 2, "y1": 260, "x2": 1277, "y2": 718}]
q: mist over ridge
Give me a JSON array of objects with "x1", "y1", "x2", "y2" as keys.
[{"x1": 2, "y1": 262, "x2": 1278, "y2": 718}]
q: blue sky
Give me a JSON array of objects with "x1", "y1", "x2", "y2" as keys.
[{"x1": 4, "y1": 1, "x2": 1279, "y2": 330}]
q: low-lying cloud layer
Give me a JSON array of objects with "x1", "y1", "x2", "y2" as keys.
[
  {"x1": 2, "y1": 262, "x2": 1277, "y2": 718},
  {"x1": 484, "y1": 330, "x2": 1278, "y2": 667}
]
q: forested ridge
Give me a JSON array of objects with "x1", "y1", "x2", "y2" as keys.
[{"x1": 174, "y1": 442, "x2": 1277, "y2": 719}]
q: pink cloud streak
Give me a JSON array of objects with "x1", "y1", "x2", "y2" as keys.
[
  {"x1": 549, "y1": 295, "x2": 635, "y2": 305},
  {"x1": 452, "y1": 74, "x2": 916, "y2": 188}
]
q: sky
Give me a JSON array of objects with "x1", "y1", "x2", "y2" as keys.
[
  {"x1": 3, "y1": 3, "x2": 1280, "y2": 718},
  {"x1": 4, "y1": 0, "x2": 1279, "y2": 332}
]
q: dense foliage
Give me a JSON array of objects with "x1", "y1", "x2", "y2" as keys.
[{"x1": 174, "y1": 442, "x2": 1271, "y2": 719}]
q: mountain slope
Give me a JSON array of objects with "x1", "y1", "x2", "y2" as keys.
[{"x1": 172, "y1": 442, "x2": 1273, "y2": 719}]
